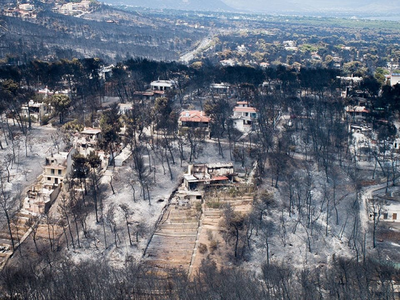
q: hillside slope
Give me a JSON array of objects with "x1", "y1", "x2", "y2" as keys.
[{"x1": 0, "y1": 5, "x2": 207, "y2": 62}]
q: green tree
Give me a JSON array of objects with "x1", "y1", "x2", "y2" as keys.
[
  {"x1": 72, "y1": 153, "x2": 89, "y2": 193},
  {"x1": 47, "y1": 94, "x2": 71, "y2": 124},
  {"x1": 100, "y1": 103, "x2": 121, "y2": 167}
]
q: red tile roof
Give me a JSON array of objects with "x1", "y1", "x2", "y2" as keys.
[
  {"x1": 233, "y1": 107, "x2": 257, "y2": 113},
  {"x1": 179, "y1": 111, "x2": 210, "y2": 123},
  {"x1": 211, "y1": 176, "x2": 229, "y2": 181}
]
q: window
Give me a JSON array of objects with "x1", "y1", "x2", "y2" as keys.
[
  {"x1": 383, "y1": 213, "x2": 388, "y2": 220},
  {"x1": 51, "y1": 169, "x2": 55, "y2": 175},
  {"x1": 58, "y1": 170, "x2": 62, "y2": 175},
  {"x1": 47, "y1": 177, "x2": 51, "y2": 181},
  {"x1": 393, "y1": 213, "x2": 397, "y2": 220}
]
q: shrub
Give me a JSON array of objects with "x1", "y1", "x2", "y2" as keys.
[
  {"x1": 198, "y1": 243, "x2": 207, "y2": 254},
  {"x1": 209, "y1": 240, "x2": 218, "y2": 253},
  {"x1": 206, "y1": 201, "x2": 221, "y2": 209}
]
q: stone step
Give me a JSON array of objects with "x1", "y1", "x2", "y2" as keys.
[
  {"x1": 151, "y1": 235, "x2": 196, "y2": 243},
  {"x1": 145, "y1": 259, "x2": 190, "y2": 269},
  {"x1": 158, "y1": 224, "x2": 198, "y2": 230},
  {"x1": 146, "y1": 250, "x2": 193, "y2": 258},
  {"x1": 0, "y1": 252, "x2": 11, "y2": 258},
  {"x1": 155, "y1": 232, "x2": 197, "y2": 237},
  {"x1": 0, "y1": 232, "x2": 13, "y2": 240}
]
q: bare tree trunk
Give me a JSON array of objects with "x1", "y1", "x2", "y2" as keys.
[
  {"x1": 3, "y1": 209, "x2": 14, "y2": 251},
  {"x1": 62, "y1": 226, "x2": 69, "y2": 250}
]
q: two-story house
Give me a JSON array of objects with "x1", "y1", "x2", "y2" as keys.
[
  {"x1": 232, "y1": 102, "x2": 258, "y2": 133},
  {"x1": 42, "y1": 150, "x2": 75, "y2": 189}
]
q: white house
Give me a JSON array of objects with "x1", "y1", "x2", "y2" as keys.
[
  {"x1": 232, "y1": 102, "x2": 258, "y2": 133},
  {"x1": 210, "y1": 82, "x2": 230, "y2": 93},
  {"x1": 390, "y1": 73, "x2": 400, "y2": 86},
  {"x1": 41, "y1": 149, "x2": 75, "y2": 189},
  {"x1": 369, "y1": 198, "x2": 400, "y2": 223},
  {"x1": 19, "y1": 3, "x2": 34, "y2": 11},
  {"x1": 150, "y1": 80, "x2": 176, "y2": 91}
]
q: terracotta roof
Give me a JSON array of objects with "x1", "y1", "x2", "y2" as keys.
[
  {"x1": 233, "y1": 107, "x2": 257, "y2": 113},
  {"x1": 346, "y1": 106, "x2": 369, "y2": 113},
  {"x1": 179, "y1": 111, "x2": 210, "y2": 123},
  {"x1": 211, "y1": 176, "x2": 229, "y2": 181}
]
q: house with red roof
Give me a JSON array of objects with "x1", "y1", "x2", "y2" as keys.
[
  {"x1": 178, "y1": 110, "x2": 210, "y2": 129},
  {"x1": 345, "y1": 105, "x2": 370, "y2": 122}
]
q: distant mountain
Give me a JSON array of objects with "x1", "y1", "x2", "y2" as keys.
[
  {"x1": 103, "y1": 0, "x2": 234, "y2": 12},
  {"x1": 222, "y1": 0, "x2": 400, "y2": 15}
]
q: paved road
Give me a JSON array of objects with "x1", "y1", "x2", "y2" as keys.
[{"x1": 179, "y1": 35, "x2": 214, "y2": 64}]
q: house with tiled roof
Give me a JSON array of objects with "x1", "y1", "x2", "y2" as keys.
[
  {"x1": 232, "y1": 102, "x2": 258, "y2": 132},
  {"x1": 345, "y1": 105, "x2": 370, "y2": 122},
  {"x1": 178, "y1": 110, "x2": 210, "y2": 129}
]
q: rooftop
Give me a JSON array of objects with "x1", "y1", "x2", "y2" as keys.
[
  {"x1": 233, "y1": 107, "x2": 257, "y2": 113},
  {"x1": 346, "y1": 106, "x2": 370, "y2": 113},
  {"x1": 179, "y1": 111, "x2": 210, "y2": 123},
  {"x1": 81, "y1": 127, "x2": 102, "y2": 135},
  {"x1": 150, "y1": 80, "x2": 176, "y2": 87}
]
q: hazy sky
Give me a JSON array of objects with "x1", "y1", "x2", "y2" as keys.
[
  {"x1": 223, "y1": 0, "x2": 400, "y2": 14},
  {"x1": 105, "y1": 0, "x2": 400, "y2": 17}
]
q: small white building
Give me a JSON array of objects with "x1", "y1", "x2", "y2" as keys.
[
  {"x1": 390, "y1": 73, "x2": 400, "y2": 86},
  {"x1": 19, "y1": 3, "x2": 34, "y2": 11},
  {"x1": 210, "y1": 82, "x2": 230, "y2": 93},
  {"x1": 150, "y1": 80, "x2": 176, "y2": 91},
  {"x1": 232, "y1": 102, "x2": 258, "y2": 133},
  {"x1": 369, "y1": 198, "x2": 400, "y2": 222},
  {"x1": 336, "y1": 75, "x2": 363, "y2": 85}
]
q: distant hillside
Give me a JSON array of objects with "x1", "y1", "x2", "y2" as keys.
[
  {"x1": 0, "y1": 5, "x2": 208, "y2": 63},
  {"x1": 103, "y1": 0, "x2": 234, "y2": 12}
]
